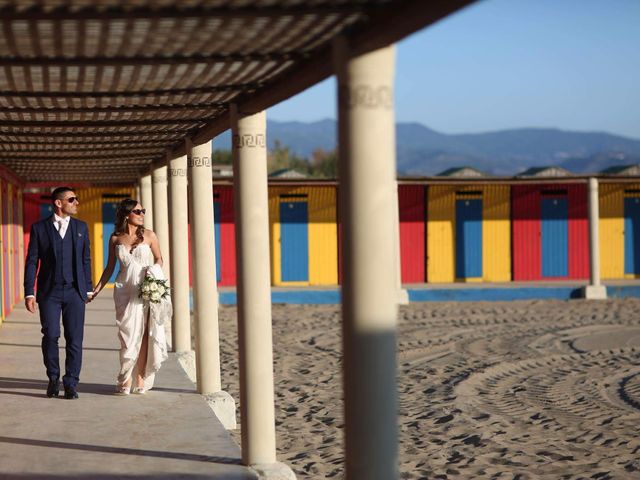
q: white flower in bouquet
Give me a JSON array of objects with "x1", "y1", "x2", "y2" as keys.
[{"x1": 139, "y1": 275, "x2": 170, "y2": 304}]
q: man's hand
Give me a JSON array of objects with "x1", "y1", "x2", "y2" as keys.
[
  {"x1": 85, "y1": 292, "x2": 94, "y2": 304},
  {"x1": 25, "y1": 297, "x2": 36, "y2": 313}
]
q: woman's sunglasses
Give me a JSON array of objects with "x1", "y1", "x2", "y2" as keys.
[{"x1": 131, "y1": 209, "x2": 146, "y2": 215}]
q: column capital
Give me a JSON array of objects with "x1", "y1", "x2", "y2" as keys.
[
  {"x1": 169, "y1": 154, "x2": 188, "y2": 178},
  {"x1": 187, "y1": 155, "x2": 212, "y2": 168},
  {"x1": 233, "y1": 132, "x2": 266, "y2": 149}
]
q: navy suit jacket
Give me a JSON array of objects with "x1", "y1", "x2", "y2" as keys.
[{"x1": 24, "y1": 216, "x2": 93, "y2": 302}]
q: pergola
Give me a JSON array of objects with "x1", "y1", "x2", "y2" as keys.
[
  {"x1": 1, "y1": 0, "x2": 470, "y2": 184},
  {"x1": 0, "y1": 1, "x2": 475, "y2": 478}
]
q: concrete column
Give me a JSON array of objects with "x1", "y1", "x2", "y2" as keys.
[
  {"x1": 583, "y1": 177, "x2": 607, "y2": 299},
  {"x1": 168, "y1": 155, "x2": 191, "y2": 353},
  {"x1": 335, "y1": 39, "x2": 399, "y2": 480},
  {"x1": 231, "y1": 106, "x2": 295, "y2": 479},
  {"x1": 140, "y1": 174, "x2": 154, "y2": 230},
  {"x1": 152, "y1": 164, "x2": 171, "y2": 283},
  {"x1": 187, "y1": 139, "x2": 236, "y2": 429},
  {"x1": 135, "y1": 183, "x2": 141, "y2": 203}
]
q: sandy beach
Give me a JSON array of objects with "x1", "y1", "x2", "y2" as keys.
[{"x1": 188, "y1": 298, "x2": 640, "y2": 478}]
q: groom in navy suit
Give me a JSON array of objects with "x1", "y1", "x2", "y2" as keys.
[{"x1": 24, "y1": 187, "x2": 93, "y2": 399}]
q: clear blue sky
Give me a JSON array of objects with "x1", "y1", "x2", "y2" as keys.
[{"x1": 268, "y1": 0, "x2": 640, "y2": 140}]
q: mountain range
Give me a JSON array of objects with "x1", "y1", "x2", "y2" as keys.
[{"x1": 214, "y1": 119, "x2": 640, "y2": 176}]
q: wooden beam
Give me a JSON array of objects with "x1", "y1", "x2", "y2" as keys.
[
  {"x1": 0, "y1": 119, "x2": 209, "y2": 127},
  {"x1": 0, "y1": 151, "x2": 156, "y2": 159},
  {"x1": 0, "y1": 140, "x2": 165, "y2": 147},
  {"x1": 0, "y1": 3, "x2": 369, "y2": 21},
  {"x1": 0, "y1": 52, "x2": 301, "y2": 67},
  {"x1": 0, "y1": 104, "x2": 224, "y2": 115},
  {"x1": 0, "y1": 132, "x2": 183, "y2": 139},
  {"x1": 14, "y1": 163, "x2": 146, "y2": 168},
  {"x1": 0, "y1": 146, "x2": 162, "y2": 154},
  {"x1": 0, "y1": 84, "x2": 253, "y2": 99},
  {"x1": 350, "y1": 0, "x2": 477, "y2": 57}
]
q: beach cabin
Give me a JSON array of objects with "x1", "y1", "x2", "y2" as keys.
[
  {"x1": 512, "y1": 167, "x2": 589, "y2": 281},
  {"x1": 268, "y1": 182, "x2": 338, "y2": 286},
  {"x1": 599, "y1": 165, "x2": 640, "y2": 279},
  {"x1": 211, "y1": 185, "x2": 236, "y2": 286},
  {"x1": 0, "y1": 171, "x2": 23, "y2": 320},
  {"x1": 427, "y1": 168, "x2": 511, "y2": 283},
  {"x1": 398, "y1": 183, "x2": 426, "y2": 283},
  {"x1": 188, "y1": 185, "x2": 236, "y2": 287}
]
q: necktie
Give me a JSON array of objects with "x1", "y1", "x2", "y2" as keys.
[{"x1": 57, "y1": 220, "x2": 65, "y2": 238}]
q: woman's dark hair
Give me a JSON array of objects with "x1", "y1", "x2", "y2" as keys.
[{"x1": 114, "y1": 199, "x2": 145, "y2": 253}]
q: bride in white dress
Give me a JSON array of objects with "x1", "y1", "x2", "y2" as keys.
[{"x1": 92, "y1": 199, "x2": 169, "y2": 395}]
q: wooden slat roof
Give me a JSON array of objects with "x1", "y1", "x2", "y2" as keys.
[{"x1": 0, "y1": 0, "x2": 474, "y2": 185}]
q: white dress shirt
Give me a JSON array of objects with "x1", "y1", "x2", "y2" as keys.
[{"x1": 53, "y1": 213, "x2": 71, "y2": 239}]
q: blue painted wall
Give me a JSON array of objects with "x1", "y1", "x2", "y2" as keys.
[
  {"x1": 280, "y1": 201, "x2": 309, "y2": 282},
  {"x1": 624, "y1": 197, "x2": 640, "y2": 274},
  {"x1": 102, "y1": 202, "x2": 118, "y2": 283},
  {"x1": 40, "y1": 203, "x2": 53, "y2": 219},
  {"x1": 455, "y1": 199, "x2": 483, "y2": 278},
  {"x1": 541, "y1": 197, "x2": 568, "y2": 277},
  {"x1": 214, "y1": 201, "x2": 221, "y2": 282}
]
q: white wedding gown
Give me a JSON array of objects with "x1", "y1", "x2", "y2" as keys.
[{"x1": 114, "y1": 243, "x2": 169, "y2": 391}]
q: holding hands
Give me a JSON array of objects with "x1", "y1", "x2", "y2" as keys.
[{"x1": 25, "y1": 296, "x2": 36, "y2": 313}]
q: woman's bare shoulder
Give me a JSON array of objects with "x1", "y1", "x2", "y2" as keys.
[{"x1": 143, "y1": 229, "x2": 157, "y2": 240}]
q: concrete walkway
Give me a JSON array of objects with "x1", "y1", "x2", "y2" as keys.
[{"x1": 0, "y1": 297, "x2": 256, "y2": 480}]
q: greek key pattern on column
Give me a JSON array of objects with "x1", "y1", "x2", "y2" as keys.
[
  {"x1": 339, "y1": 84, "x2": 393, "y2": 110},
  {"x1": 152, "y1": 174, "x2": 167, "y2": 184},
  {"x1": 233, "y1": 133, "x2": 266, "y2": 149},
  {"x1": 188, "y1": 156, "x2": 212, "y2": 168},
  {"x1": 169, "y1": 168, "x2": 187, "y2": 177}
]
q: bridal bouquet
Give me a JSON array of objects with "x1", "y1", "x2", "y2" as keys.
[{"x1": 139, "y1": 275, "x2": 170, "y2": 304}]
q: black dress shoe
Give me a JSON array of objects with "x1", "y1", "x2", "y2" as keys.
[
  {"x1": 46, "y1": 378, "x2": 60, "y2": 398},
  {"x1": 63, "y1": 386, "x2": 79, "y2": 400}
]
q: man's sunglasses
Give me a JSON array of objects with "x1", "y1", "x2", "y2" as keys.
[
  {"x1": 131, "y1": 209, "x2": 146, "y2": 215},
  {"x1": 65, "y1": 197, "x2": 79, "y2": 203}
]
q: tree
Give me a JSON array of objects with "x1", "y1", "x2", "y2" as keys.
[
  {"x1": 311, "y1": 148, "x2": 338, "y2": 178},
  {"x1": 267, "y1": 139, "x2": 311, "y2": 175},
  {"x1": 212, "y1": 149, "x2": 233, "y2": 165},
  {"x1": 210, "y1": 141, "x2": 339, "y2": 178}
]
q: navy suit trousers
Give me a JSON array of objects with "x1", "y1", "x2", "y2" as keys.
[{"x1": 39, "y1": 284, "x2": 86, "y2": 388}]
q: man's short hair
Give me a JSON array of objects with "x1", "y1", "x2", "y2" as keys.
[{"x1": 51, "y1": 186, "x2": 75, "y2": 203}]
